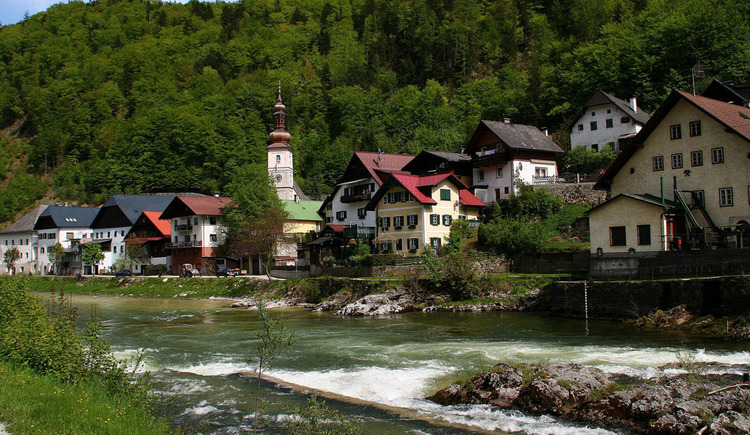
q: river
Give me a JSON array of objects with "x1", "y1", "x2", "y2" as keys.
[{"x1": 68, "y1": 294, "x2": 750, "y2": 434}]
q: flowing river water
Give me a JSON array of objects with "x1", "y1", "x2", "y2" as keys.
[{"x1": 68, "y1": 293, "x2": 750, "y2": 434}]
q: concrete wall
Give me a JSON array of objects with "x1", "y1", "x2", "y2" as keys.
[
  {"x1": 550, "y1": 276, "x2": 750, "y2": 318},
  {"x1": 590, "y1": 249, "x2": 750, "y2": 279}
]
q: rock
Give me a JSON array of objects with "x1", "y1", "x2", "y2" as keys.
[
  {"x1": 426, "y1": 384, "x2": 462, "y2": 405},
  {"x1": 334, "y1": 291, "x2": 416, "y2": 316},
  {"x1": 708, "y1": 411, "x2": 750, "y2": 435},
  {"x1": 517, "y1": 364, "x2": 608, "y2": 416},
  {"x1": 314, "y1": 292, "x2": 353, "y2": 312}
]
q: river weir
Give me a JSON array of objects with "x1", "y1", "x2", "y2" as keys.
[{"x1": 70, "y1": 294, "x2": 750, "y2": 434}]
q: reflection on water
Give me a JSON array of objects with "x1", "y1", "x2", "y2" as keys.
[{"x1": 63, "y1": 293, "x2": 749, "y2": 434}]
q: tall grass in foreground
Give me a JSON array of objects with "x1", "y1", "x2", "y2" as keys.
[{"x1": 0, "y1": 277, "x2": 171, "y2": 433}]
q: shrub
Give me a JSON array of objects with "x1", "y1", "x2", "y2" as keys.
[
  {"x1": 443, "y1": 253, "x2": 480, "y2": 300},
  {"x1": 364, "y1": 254, "x2": 400, "y2": 266},
  {"x1": 478, "y1": 218, "x2": 551, "y2": 257},
  {"x1": 509, "y1": 187, "x2": 563, "y2": 220}
]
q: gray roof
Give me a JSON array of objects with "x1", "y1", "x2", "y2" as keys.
[
  {"x1": 583, "y1": 91, "x2": 651, "y2": 125},
  {"x1": 419, "y1": 150, "x2": 471, "y2": 162},
  {"x1": 0, "y1": 205, "x2": 48, "y2": 234},
  {"x1": 100, "y1": 195, "x2": 176, "y2": 224},
  {"x1": 35, "y1": 206, "x2": 100, "y2": 229},
  {"x1": 480, "y1": 121, "x2": 565, "y2": 153}
]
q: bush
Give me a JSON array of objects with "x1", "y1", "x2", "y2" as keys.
[
  {"x1": 443, "y1": 253, "x2": 479, "y2": 300},
  {"x1": 478, "y1": 218, "x2": 552, "y2": 257},
  {"x1": 509, "y1": 187, "x2": 563, "y2": 220},
  {"x1": 364, "y1": 254, "x2": 400, "y2": 266},
  {"x1": 541, "y1": 204, "x2": 589, "y2": 235}
]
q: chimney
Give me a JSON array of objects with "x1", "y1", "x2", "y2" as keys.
[
  {"x1": 541, "y1": 127, "x2": 549, "y2": 136},
  {"x1": 503, "y1": 117, "x2": 511, "y2": 124},
  {"x1": 630, "y1": 97, "x2": 637, "y2": 113}
]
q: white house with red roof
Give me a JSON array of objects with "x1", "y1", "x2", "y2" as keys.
[
  {"x1": 124, "y1": 210, "x2": 172, "y2": 274},
  {"x1": 590, "y1": 90, "x2": 750, "y2": 255},
  {"x1": 159, "y1": 195, "x2": 233, "y2": 275},
  {"x1": 318, "y1": 151, "x2": 414, "y2": 234},
  {"x1": 365, "y1": 172, "x2": 484, "y2": 255}
]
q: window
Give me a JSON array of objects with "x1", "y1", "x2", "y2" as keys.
[
  {"x1": 591, "y1": 144, "x2": 598, "y2": 152},
  {"x1": 401, "y1": 191, "x2": 408, "y2": 202},
  {"x1": 720, "y1": 187, "x2": 733, "y2": 207},
  {"x1": 174, "y1": 236, "x2": 178, "y2": 243},
  {"x1": 712, "y1": 147, "x2": 724, "y2": 164},
  {"x1": 442, "y1": 214, "x2": 452, "y2": 226},
  {"x1": 66, "y1": 232, "x2": 74, "y2": 240},
  {"x1": 395, "y1": 238, "x2": 403, "y2": 251},
  {"x1": 591, "y1": 111, "x2": 596, "y2": 116},
  {"x1": 430, "y1": 214, "x2": 440, "y2": 226},
  {"x1": 380, "y1": 216, "x2": 391, "y2": 230},
  {"x1": 690, "y1": 150, "x2": 703, "y2": 167},
  {"x1": 380, "y1": 241, "x2": 392, "y2": 253},
  {"x1": 107, "y1": 232, "x2": 111, "y2": 238},
  {"x1": 394, "y1": 215, "x2": 404, "y2": 229},
  {"x1": 689, "y1": 120, "x2": 701, "y2": 137},
  {"x1": 193, "y1": 218, "x2": 198, "y2": 225},
  {"x1": 621, "y1": 116, "x2": 631, "y2": 123},
  {"x1": 388, "y1": 192, "x2": 397, "y2": 203},
  {"x1": 276, "y1": 155, "x2": 281, "y2": 163},
  {"x1": 535, "y1": 167, "x2": 547, "y2": 177},
  {"x1": 113, "y1": 246, "x2": 117, "y2": 253},
  {"x1": 440, "y1": 189, "x2": 451, "y2": 201},
  {"x1": 49, "y1": 233, "x2": 55, "y2": 240},
  {"x1": 209, "y1": 217, "x2": 217, "y2": 225},
  {"x1": 357, "y1": 208, "x2": 367, "y2": 219},
  {"x1": 407, "y1": 238, "x2": 419, "y2": 252},
  {"x1": 336, "y1": 211, "x2": 347, "y2": 221},
  {"x1": 610, "y1": 226, "x2": 626, "y2": 246},
  {"x1": 41, "y1": 247, "x2": 45, "y2": 254},
  {"x1": 692, "y1": 190, "x2": 705, "y2": 207},
  {"x1": 590, "y1": 121, "x2": 598, "y2": 131},
  {"x1": 407, "y1": 214, "x2": 418, "y2": 227},
  {"x1": 383, "y1": 196, "x2": 389, "y2": 205},
  {"x1": 669, "y1": 124, "x2": 682, "y2": 140},
  {"x1": 430, "y1": 238, "x2": 441, "y2": 249},
  {"x1": 637, "y1": 225, "x2": 651, "y2": 245},
  {"x1": 496, "y1": 168, "x2": 503, "y2": 178},
  {"x1": 577, "y1": 124, "x2": 584, "y2": 131},
  {"x1": 607, "y1": 109, "x2": 611, "y2": 114},
  {"x1": 671, "y1": 153, "x2": 683, "y2": 169},
  {"x1": 605, "y1": 118, "x2": 613, "y2": 128},
  {"x1": 326, "y1": 203, "x2": 333, "y2": 210},
  {"x1": 210, "y1": 234, "x2": 217, "y2": 242},
  {"x1": 478, "y1": 170, "x2": 484, "y2": 182},
  {"x1": 326, "y1": 216, "x2": 332, "y2": 223},
  {"x1": 653, "y1": 156, "x2": 664, "y2": 171}
]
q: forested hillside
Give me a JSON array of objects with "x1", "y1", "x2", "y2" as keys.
[{"x1": 0, "y1": 0, "x2": 749, "y2": 224}]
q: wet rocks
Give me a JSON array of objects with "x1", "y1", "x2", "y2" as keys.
[
  {"x1": 334, "y1": 288, "x2": 417, "y2": 316},
  {"x1": 428, "y1": 362, "x2": 750, "y2": 434}
]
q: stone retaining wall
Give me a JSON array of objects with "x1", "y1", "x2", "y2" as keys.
[{"x1": 534, "y1": 182, "x2": 606, "y2": 207}]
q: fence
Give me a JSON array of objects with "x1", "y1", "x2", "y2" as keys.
[{"x1": 532, "y1": 173, "x2": 601, "y2": 185}]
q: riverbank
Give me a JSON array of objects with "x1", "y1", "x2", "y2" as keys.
[{"x1": 428, "y1": 361, "x2": 750, "y2": 433}]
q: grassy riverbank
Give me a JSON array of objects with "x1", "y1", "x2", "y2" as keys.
[{"x1": 0, "y1": 361, "x2": 172, "y2": 435}]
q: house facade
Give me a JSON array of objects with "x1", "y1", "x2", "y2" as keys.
[
  {"x1": 160, "y1": 195, "x2": 232, "y2": 275},
  {"x1": 34, "y1": 206, "x2": 99, "y2": 275},
  {"x1": 123, "y1": 211, "x2": 172, "y2": 274},
  {"x1": 0, "y1": 205, "x2": 48, "y2": 275},
  {"x1": 569, "y1": 91, "x2": 650, "y2": 154},
  {"x1": 466, "y1": 119, "x2": 564, "y2": 203},
  {"x1": 318, "y1": 151, "x2": 414, "y2": 231},
  {"x1": 366, "y1": 173, "x2": 484, "y2": 255},
  {"x1": 591, "y1": 90, "x2": 750, "y2": 255}
]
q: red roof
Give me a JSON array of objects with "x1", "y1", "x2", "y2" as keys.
[
  {"x1": 354, "y1": 151, "x2": 415, "y2": 185},
  {"x1": 142, "y1": 211, "x2": 171, "y2": 237},
  {"x1": 388, "y1": 172, "x2": 485, "y2": 207},
  {"x1": 676, "y1": 90, "x2": 750, "y2": 141},
  {"x1": 324, "y1": 224, "x2": 349, "y2": 232},
  {"x1": 127, "y1": 237, "x2": 165, "y2": 244}
]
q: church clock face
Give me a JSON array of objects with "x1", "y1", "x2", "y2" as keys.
[{"x1": 275, "y1": 174, "x2": 282, "y2": 183}]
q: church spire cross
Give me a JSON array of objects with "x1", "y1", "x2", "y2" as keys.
[{"x1": 269, "y1": 82, "x2": 291, "y2": 145}]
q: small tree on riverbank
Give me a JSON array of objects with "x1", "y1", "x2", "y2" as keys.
[
  {"x1": 47, "y1": 243, "x2": 65, "y2": 275},
  {"x1": 81, "y1": 243, "x2": 105, "y2": 274},
  {"x1": 3, "y1": 247, "x2": 21, "y2": 274}
]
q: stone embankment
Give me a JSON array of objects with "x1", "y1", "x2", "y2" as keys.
[{"x1": 428, "y1": 362, "x2": 750, "y2": 434}]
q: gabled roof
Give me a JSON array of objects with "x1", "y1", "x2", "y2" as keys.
[
  {"x1": 142, "y1": 211, "x2": 172, "y2": 237},
  {"x1": 401, "y1": 150, "x2": 472, "y2": 175},
  {"x1": 366, "y1": 172, "x2": 485, "y2": 210},
  {"x1": 344, "y1": 151, "x2": 414, "y2": 185},
  {"x1": 572, "y1": 91, "x2": 651, "y2": 129},
  {"x1": 467, "y1": 121, "x2": 564, "y2": 154},
  {"x1": 701, "y1": 79, "x2": 750, "y2": 106},
  {"x1": 160, "y1": 196, "x2": 232, "y2": 220},
  {"x1": 0, "y1": 205, "x2": 48, "y2": 234},
  {"x1": 586, "y1": 193, "x2": 677, "y2": 215},
  {"x1": 92, "y1": 195, "x2": 175, "y2": 228},
  {"x1": 282, "y1": 200, "x2": 324, "y2": 222},
  {"x1": 34, "y1": 206, "x2": 99, "y2": 230},
  {"x1": 595, "y1": 90, "x2": 750, "y2": 190}
]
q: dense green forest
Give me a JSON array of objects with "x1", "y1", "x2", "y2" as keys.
[{"x1": 0, "y1": 0, "x2": 749, "y2": 224}]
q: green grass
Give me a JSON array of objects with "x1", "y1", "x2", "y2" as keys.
[{"x1": 0, "y1": 361, "x2": 172, "y2": 435}]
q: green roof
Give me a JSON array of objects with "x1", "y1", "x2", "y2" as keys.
[{"x1": 282, "y1": 200, "x2": 324, "y2": 222}]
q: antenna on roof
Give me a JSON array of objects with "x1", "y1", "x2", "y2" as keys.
[
  {"x1": 377, "y1": 148, "x2": 382, "y2": 162},
  {"x1": 692, "y1": 61, "x2": 705, "y2": 96}
]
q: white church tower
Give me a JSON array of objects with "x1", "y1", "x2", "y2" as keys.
[{"x1": 267, "y1": 84, "x2": 296, "y2": 200}]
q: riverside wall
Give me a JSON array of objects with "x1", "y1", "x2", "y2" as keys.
[{"x1": 550, "y1": 276, "x2": 750, "y2": 318}]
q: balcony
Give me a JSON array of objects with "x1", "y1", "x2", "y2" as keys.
[
  {"x1": 175, "y1": 224, "x2": 193, "y2": 232},
  {"x1": 343, "y1": 226, "x2": 376, "y2": 239},
  {"x1": 340, "y1": 192, "x2": 372, "y2": 203},
  {"x1": 168, "y1": 241, "x2": 203, "y2": 249}
]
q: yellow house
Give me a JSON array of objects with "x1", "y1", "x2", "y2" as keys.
[
  {"x1": 591, "y1": 90, "x2": 750, "y2": 254},
  {"x1": 365, "y1": 173, "x2": 485, "y2": 255}
]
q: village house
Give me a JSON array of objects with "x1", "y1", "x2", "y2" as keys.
[
  {"x1": 88, "y1": 194, "x2": 175, "y2": 274},
  {"x1": 0, "y1": 205, "x2": 48, "y2": 275},
  {"x1": 365, "y1": 172, "x2": 484, "y2": 255},
  {"x1": 123, "y1": 211, "x2": 173, "y2": 274},
  {"x1": 590, "y1": 90, "x2": 750, "y2": 256},
  {"x1": 466, "y1": 119, "x2": 564, "y2": 203},
  {"x1": 34, "y1": 205, "x2": 99, "y2": 275},
  {"x1": 400, "y1": 150, "x2": 473, "y2": 185},
  {"x1": 159, "y1": 195, "x2": 232, "y2": 275},
  {"x1": 277, "y1": 199, "x2": 324, "y2": 266},
  {"x1": 569, "y1": 90, "x2": 650, "y2": 154},
  {"x1": 701, "y1": 79, "x2": 750, "y2": 107}
]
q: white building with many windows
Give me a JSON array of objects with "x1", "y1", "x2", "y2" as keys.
[{"x1": 0, "y1": 205, "x2": 48, "y2": 275}]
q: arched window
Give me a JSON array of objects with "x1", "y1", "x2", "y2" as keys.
[{"x1": 276, "y1": 155, "x2": 281, "y2": 163}]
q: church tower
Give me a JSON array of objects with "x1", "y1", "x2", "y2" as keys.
[{"x1": 267, "y1": 84, "x2": 296, "y2": 200}]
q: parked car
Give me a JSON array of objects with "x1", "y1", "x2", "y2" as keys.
[
  {"x1": 215, "y1": 267, "x2": 236, "y2": 277},
  {"x1": 180, "y1": 263, "x2": 201, "y2": 277},
  {"x1": 114, "y1": 270, "x2": 132, "y2": 277}
]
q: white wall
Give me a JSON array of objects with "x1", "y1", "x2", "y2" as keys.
[
  {"x1": 327, "y1": 178, "x2": 379, "y2": 228},
  {"x1": 0, "y1": 232, "x2": 38, "y2": 275},
  {"x1": 570, "y1": 102, "x2": 643, "y2": 153}
]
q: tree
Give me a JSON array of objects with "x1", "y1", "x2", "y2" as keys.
[
  {"x1": 443, "y1": 219, "x2": 476, "y2": 254},
  {"x1": 47, "y1": 243, "x2": 65, "y2": 275},
  {"x1": 3, "y1": 247, "x2": 21, "y2": 275},
  {"x1": 478, "y1": 218, "x2": 551, "y2": 259},
  {"x1": 224, "y1": 164, "x2": 289, "y2": 279},
  {"x1": 81, "y1": 243, "x2": 105, "y2": 274}
]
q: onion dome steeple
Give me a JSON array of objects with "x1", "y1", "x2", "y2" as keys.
[{"x1": 268, "y1": 82, "x2": 292, "y2": 147}]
